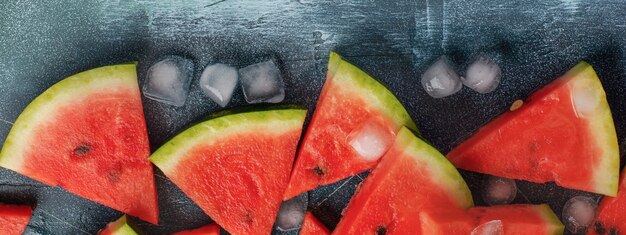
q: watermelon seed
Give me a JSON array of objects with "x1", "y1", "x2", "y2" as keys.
[
  {"x1": 73, "y1": 144, "x2": 92, "y2": 156},
  {"x1": 375, "y1": 225, "x2": 387, "y2": 235},
  {"x1": 510, "y1": 99, "x2": 524, "y2": 111},
  {"x1": 313, "y1": 166, "x2": 326, "y2": 176},
  {"x1": 609, "y1": 228, "x2": 619, "y2": 235},
  {"x1": 244, "y1": 212, "x2": 254, "y2": 224}
]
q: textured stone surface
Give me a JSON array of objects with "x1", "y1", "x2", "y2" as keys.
[{"x1": 1, "y1": 0, "x2": 625, "y2": 234}]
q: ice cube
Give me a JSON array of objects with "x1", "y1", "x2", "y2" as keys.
[
  {"x1": 471, "y1": 220, "x2": 504, "y2": 235},
  {"x1": 421, "y1": 56, "x2": 463, "y2": 98},
  {"x1": 276, "y1": 192, "x2": 308, "y2": 231},
  {"x1": 571, "y1": 81, "x2": 600, "y2": 118},
  {"x1": 143, "y1": 56, "x2": 194, "y2": 107},
  {"x1": 199, "y1": 63, "x2": 238, "y2": 107},
  {"x1": 462, "y1": 53, "x2": 501, "y2": 94},
  {"x1": 239, "y1": 60, "x2": 285, "y2": 104},
  {"x1": 482, "y1": 176, "x2": 517, "y2": 206},
  {"x1": 346, "y1": 118, "x2": 395, "y2": 162},
  {"x1": 562, "y1": 196, "x2": 597, "y2": 234}
]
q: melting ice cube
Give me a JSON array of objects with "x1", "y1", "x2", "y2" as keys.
[
  {"x1": 143, "y1": 56, "x2": 194, "y2": 107},
  {"x1": 471, "y1": 220, "x2": 504, "y2": 235},
  {"x1": 239, "y1": 60, "x2": 285, "y2": 104},
  {"x1": 462, "y1": 53, "x2": 501, "y2": 94},
  {"x1": 199, "y1": 63, "x2": 238, "y2": 107},
  {"x1": 347, "y1": 118, "x2": 395, "y2": 162},
  {"x1": 421, "y1": 56, "x2": 463, "y2": 98},
  {"x1": 562, "y1": 196, "x2": 597, "y2": 234},
  {"x1": 571, "y1": 81, "x2": 600, "y2": 118},
  {"x1": 482, "y1": 176, "x2": 517, "y2": 206},
  {"x1": 276, "y1": 192, "x2": 308, "y2": 231}
]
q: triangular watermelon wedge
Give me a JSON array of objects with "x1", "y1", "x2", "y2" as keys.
[
  {"x1": 448, "y1": 61, "x2": 619, "y2": 196},
  {"x1": 98, "y1": 215, "x2": 141, "y2": 235},
  {"x1": 0, "y1": 204, "x2": 32, "y2": 235},
  {"x1": 150, "y1": 107, "x2": 307, "y2": 235},
  {"x1": 0, "y1": 64, "x2": 158, "y2": 223},
  {"x1": 588, "y1": 168, "x2": 626, "y2": 234},
  {"x1": 333, "y1": 127, "x2": 473, "y2": 234},
  {"x1": 283, "y1": 52, "x2": 417, "y2": 200},
  {"x1": 420, "y1": 204, "x2": 564, "y2": 235}
]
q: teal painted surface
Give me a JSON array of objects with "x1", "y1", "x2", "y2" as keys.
[{"x1": 1, "y1": 0, "x2": 625, "y2": 234}]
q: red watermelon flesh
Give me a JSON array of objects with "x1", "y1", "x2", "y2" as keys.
[
  {"x1": 0, "y1": 204, "x2": 32, "y2": 235},
  {"x1": 0, "y1": 64, "x2": 158, "y2": 223},
  {"x1": 447, "y1": 61, "x2": 619, "y2": 196},
  {"x1": 333, "y1": 127, "x2": 473, "y2": 235},
  {"x1": 419, "y1": 210, "x2": 475, "y2": 234},
  {"x1": 588, "y1": 168, "x2": 626, "y2": 235},
  {"x1": 420, "y1": 204, "x2": 564, "y2": 235},
  {"x1": 150, "y1": 108, "x2": 307, "y2": 235},
  {"x1": 283, "y1": 52, "x2": 417, "y2": 200},
  {"x1": 469, "y1": 204, "x2": 564, "y2": 235},
  {"x1": 300, "y1": 212, "x2": 330, "y2": 235},
  {"x1": 173, "y1": 224, "x2": 220, "y2": 235}
]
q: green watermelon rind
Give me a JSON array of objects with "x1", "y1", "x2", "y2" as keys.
[
  {"x1": 327, "y1": 52, "x2": 418, "y2": 132},
  {"x1": 102, "y1": 215, "x2": 140, "y2": 235},
  {"x1": 149, "y1": 108, "x2": 307, "y2": 174},
  {"x1": 534, "y1": 204, "x2": 565, "y2": 235},
  {"x1": 0, "y1": 64, "x2": 139, "y2": 171},
  {"x1": 396, "y1": 127, "x2": 474, "y2": 209},
  {"x1": 564, "y1": 62, "x2": 620, "y2": 197}
]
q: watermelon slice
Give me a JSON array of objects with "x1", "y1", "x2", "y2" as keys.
[
  {"x1": 420, "y1": 204, "x2": 564, "y2": 235},
  {"x1": 98, "y1": 215, "x2": 140, "y2": 235},
  {"x1": 469, "y1": 204, "x2": 564, "y2": 235},
  {"x1": 299, "y1": 212, "x2": 330, "y2": 235},
  {"x1": 283, "y1": 52, "x2": 417, "y2": 200},
  {"x1": 173, "y1": 224, "x2": 220, "y2": 235},
  {"x1": 588, "y1": 168, "x2": 626, "y2": 235},
  {"x1": 150, "y1": 108, "x2": 307, "y2": 235},
  {"x1": 0, "y1": 64, "x2": 158, "y2": 223},
  {"x1": 419, "y1": 210, "x2": 475, "y2": 234},
  {"x1": 0, "y1": 204, "x2": 32, "y2": 235},
  {"x1": 333, "y1": 127, "x2": 473, "y2": 234},
  {"x1": 447, "y1": 61, "x2": 619, "y2": 196}
]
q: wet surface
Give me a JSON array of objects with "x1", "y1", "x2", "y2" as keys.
[{"x1": 1, "y1": 0, "x2": 625, "y2": 234}]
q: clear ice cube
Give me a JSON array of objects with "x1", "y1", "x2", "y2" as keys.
[
  {"x1": 482, "y1": 176, "x2": 517, "y2": 206},
  {"x1": 143, "y1": 56, "x2": 194, "y2": 107},
  {"x1": 471, "y1": 220, "x2": 504, "y2": 235},
  {"x1": 199, "y1": 63, "x2": 238, "y2": 107},
  {"x1": 421, "y1": 56, "x2": 463, "y2": 98},
  {"x1": 347, "y1": 118, "x2": 395, "y2": 162},
  {"x1": 276, "y1": 192, "x2": 308, "y2": 232},
  {"x1": 239, "y1": 60, "x2": 285, "y2": 104},
  {"x1": 462, "y1": 53, "x2": 501, "y2": 94},
  {"x1": 562, "y1": 196, "x2": 597, "y2": 234}
]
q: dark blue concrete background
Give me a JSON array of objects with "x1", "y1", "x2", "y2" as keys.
[{"x1": 1, "y1": 0, "x2": 625, "y2": 234}]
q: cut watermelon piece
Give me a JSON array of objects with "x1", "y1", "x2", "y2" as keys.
[
  {"x1": 284, "y1": 52, "x2": 417, "y2": 200},
  {"x1": 0, "y1": 204, "x2": 32, "y2": 235},
  {"x1": 447, "y1": 61, "x2": 619, "y2": 196},
  {"x1": 299, "y1": 212, "x2": 330, "y2": 235},
  {"x1": 469, "y1": 204, "x2": 564, "y2": 235},
  {"x1": 98, "y1": 215, "x2": 140, "y2": 235},
  {"x1": 420, "y1": 204, "x2": 564, "y2": 235},
  {"x1": 0, "y1": 64, "x2": 158, "y2": 223},
  {"x1": 588, "y1": 168, "x2": 626, "y2": 235},
  {"x1": 173, "y1": 224, "x2": 220, "y2": 235},
  {"x1": 419, "y1": 210, "x2": 475, "y2": 234},
  {"x1": 333, "y1": 127, "x2": 473, "y2": 235},
  {"x1": 150, "y1": 108, "x2": 307, "y2": 235}
]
